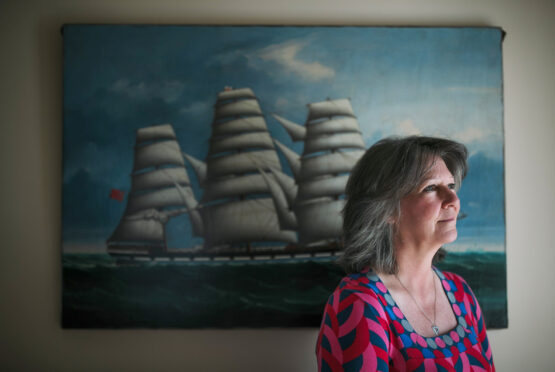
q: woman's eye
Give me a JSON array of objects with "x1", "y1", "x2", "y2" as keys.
[
  {"x1": 423, "y1": 185, "x2": 436, "y2": 192},
  {"x1": 448, "y1": 183, "x2": 457, "y2": 190}
]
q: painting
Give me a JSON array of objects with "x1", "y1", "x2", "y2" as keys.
[{"x1": 62, "y1": 25, "x2": 507, "y2": 328}]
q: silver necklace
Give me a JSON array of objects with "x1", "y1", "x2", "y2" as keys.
[{"x1": 395, "y1": 270, "x2": 439, "y2": 336}]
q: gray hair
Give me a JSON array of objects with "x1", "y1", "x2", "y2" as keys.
[{"x1": 338, "y1": 136, "x2": 468, "y2": 274}]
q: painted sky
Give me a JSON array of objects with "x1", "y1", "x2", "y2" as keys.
[{"x1": 62, "y1": 25, "x2": 505, "y2": 252}]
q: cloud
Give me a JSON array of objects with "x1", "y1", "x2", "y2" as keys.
[
  {"x1": 452, "y1": 127, "x2": 486, "y2": 143},
  {"x1": 253, "y1": 40, "x2": 335, "y2": 82},
  {"x1": 111, "y1": 79, "x2": 147, "y2": 99},
  {"x1": 394, "y1": 119, "x2": 421, "y2": 136},
  {"x1": 179, "y1": 101, "x2": 210, "y2": 115},
  {"x1": 274, "y1": 98, "x2": 290, "y2": 109},
  {"x1": 110, "y1": 79, "x2": 185, "y2": 103}
]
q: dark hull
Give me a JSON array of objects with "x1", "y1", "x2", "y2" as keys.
[{"x1": 107, "y1": 242, "x2": 342, "y2": 262}]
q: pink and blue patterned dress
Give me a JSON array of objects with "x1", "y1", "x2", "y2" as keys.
[{"x1": 316, "y1": 268, "x2": 495, "y2": 371}]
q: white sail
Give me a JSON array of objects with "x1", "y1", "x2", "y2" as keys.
[
  {"x1": 206, "y1": 150, "x2": 281, "y2": 180},
  {"x1": 272, "y1": 114, "x2": 306, "y2": 141},
  {"x1": 183, "y1": 153, "x2": 207, "y2": 187},
  {"x1": 202, "y1": 174, "x2": 271, "y2": 202},
  {"x1": 175, "y1": 183, "x2": 204, "y2": 237},
  {"x1": 127, "y1": 187, "x2": 196, "y2": 213},
  {"x1": 267, "y1": 168, "x2": 297, "y2": 207},
  {"x1": 274, "y1": 140, "x2": 301, "y2": 179},
  {"x1": 200, "y1": 198, "x2": 297, "y2": 247},
  {"x1": 259, "y1": 170, "x2": 298, "y2": 230},
  {"x1": 297, "y1": 175, "x2": 349, "y2": 201},
  {"x1": 133, "y1": 140, "x2": 184, "y2": 171},
  {"x1": 299, "y1": 150, "x2": 364, "y2": 180},
  {"x1": 132, "y1": 167, "x2": 190, "y2": 192},
  {"x1": 209, "y1": 132, "x2": 274, "y2": 154},
  {"x1": 294, "y1": 199, "x2": 345, "y2": 244},
  {"x1": 214, "y1": 99, "x2": 262, "y2": 120},
  {"x1": 303, "y1": 133, "x2": 366, "y2": 155},
  {"x1": 307, "y1": 98, "x2": 356, "y2": 122},
  {"x1": 307, "y1": 117, "x2": 361, "y2": 136},
  {"x1": 135, "y1": 123, "x2": 176, "y2": 144},
  {"x1": 108, "y1": 123, "x2": 202, "y2": 255},
  {"x1": 109, "y1": 218, "x2": 165, "y2": 242},
  {"x1": 217, "y1": 87, "x2": 256, "y2": 101},
  {"x1": 212, "y1": 116, "x2": 268, "y2": 136}
]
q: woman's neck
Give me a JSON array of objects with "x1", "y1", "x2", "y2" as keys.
[{"x1": 391, "y1": 243, "x2": 439, "y2": 295}]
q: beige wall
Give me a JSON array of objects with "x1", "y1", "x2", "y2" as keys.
[{"x1": 1, "y1": 0, "x2": 554, "y2": 370}]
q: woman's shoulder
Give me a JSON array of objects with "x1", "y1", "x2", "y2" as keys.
[
  {"x1": 327, "y1": 270, "x2": 390, "y2": 311},
  {"x1": 335, "y1": 269, "x2": 382, "y2": 293}
]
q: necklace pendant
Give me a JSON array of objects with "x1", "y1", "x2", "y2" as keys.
[{"x1": 432, "y1": 325, "x2": 440, "y2": 336}]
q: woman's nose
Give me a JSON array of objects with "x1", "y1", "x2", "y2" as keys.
[{"x1": 442, "y1": 188, "x2": 460, "y2": 209}]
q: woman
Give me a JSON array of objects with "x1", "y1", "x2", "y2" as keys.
[{"x1": 316, "y1": 136, "x2": 494, "y2": 371}]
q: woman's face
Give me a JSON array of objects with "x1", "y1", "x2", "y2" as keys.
[{"x1": 395, "y1": 157, "x2": 460, "y2": 250}]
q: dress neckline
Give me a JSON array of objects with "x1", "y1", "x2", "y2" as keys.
[{"x1": 365, "y1": 267, "x2": 470, "y2": 345}]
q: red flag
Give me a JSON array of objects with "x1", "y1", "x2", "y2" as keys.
[{"x1": 109, "y1": 188, "x2": 125, "y2": 202}]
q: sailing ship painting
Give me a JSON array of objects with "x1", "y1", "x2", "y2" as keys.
[
  {"x1": 107, "y1": 89, "x2": 365, "y2": 261},
  {"x1": 62, "y1": 25, "x2": 507, "y2": 328}
]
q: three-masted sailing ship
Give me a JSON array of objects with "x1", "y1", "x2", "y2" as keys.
[{"x1": 107, "y1": 88, "x2": 365, "y2": 260}]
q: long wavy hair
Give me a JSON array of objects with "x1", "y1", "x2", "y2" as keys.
[{"x1": 338, "y1": 136, "x2": 468, "y2": 274}]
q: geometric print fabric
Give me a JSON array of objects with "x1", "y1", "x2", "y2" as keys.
[{"x1": 316, "y1": 267, "x2": 495, "y2": 371}]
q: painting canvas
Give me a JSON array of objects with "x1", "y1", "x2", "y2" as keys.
[{"x1": 62, "y1": 25, "x2": 507, "y2": 328}]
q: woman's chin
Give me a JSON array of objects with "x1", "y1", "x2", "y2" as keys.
[{"x1": 442, "y1": 230, "x2": 458, "y2": 245}]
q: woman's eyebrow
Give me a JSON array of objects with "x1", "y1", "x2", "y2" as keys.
[{"x1": 420, "y1": 176, "x2": 456, "y2": 184}]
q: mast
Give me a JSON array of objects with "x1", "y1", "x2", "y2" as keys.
[
  {"x1": 273, "y1": 98, "x2": 365, "y2": 246},
  {"x1": 107, "y1": 124, "x2": 197, "y2": 256},
  {"x1": 194, "y1": 87, "x2": 297, "y2": 251}
]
